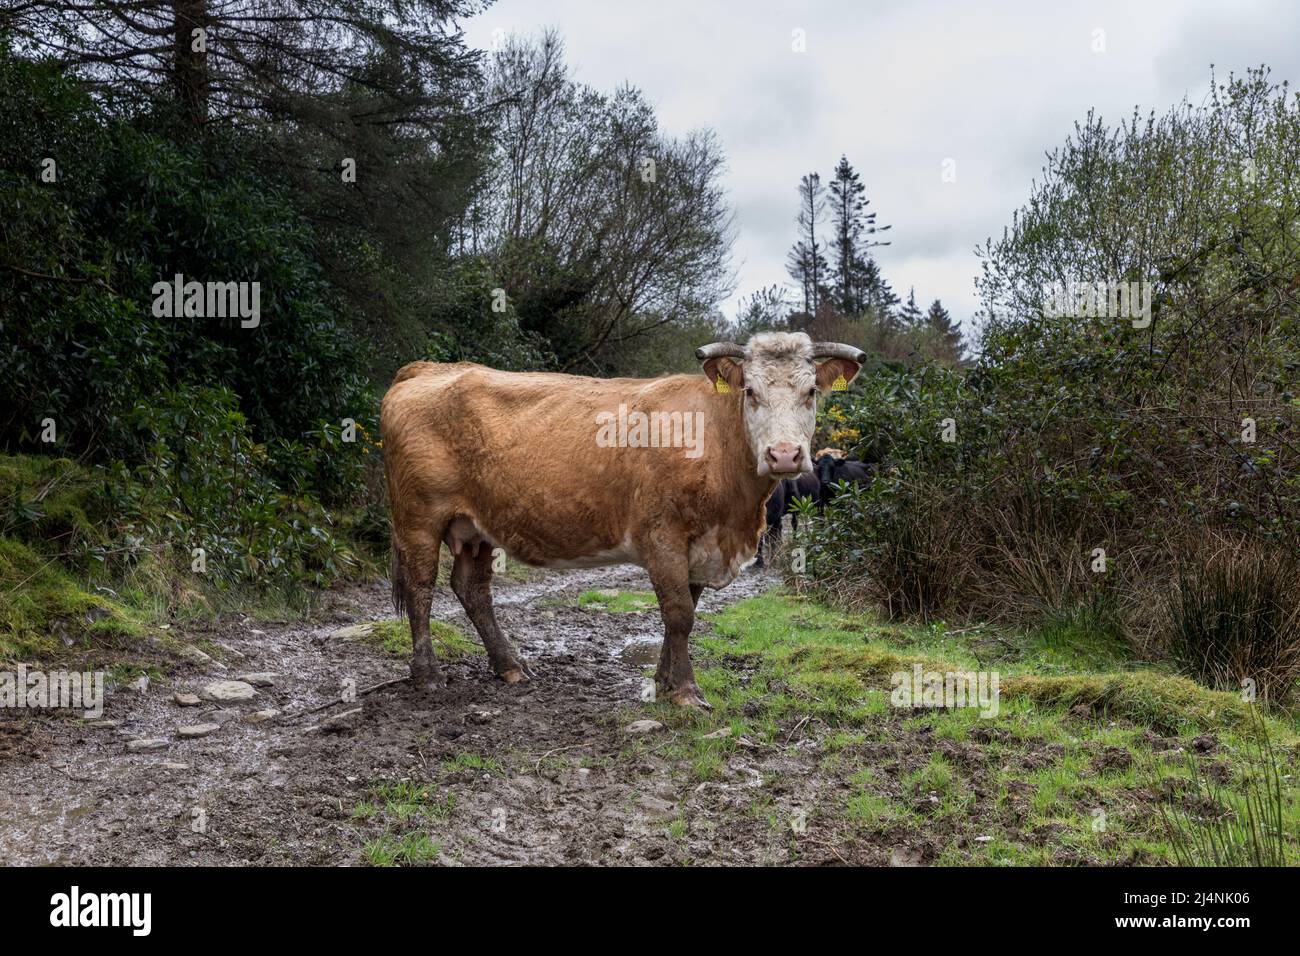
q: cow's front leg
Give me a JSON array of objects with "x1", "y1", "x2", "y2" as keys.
[
  {"x1": 654, "y1": 583, "x2": 704, "y2": 695},
  {"x1": 648, "y1": 553, "x2": 709, "y2": 709}
]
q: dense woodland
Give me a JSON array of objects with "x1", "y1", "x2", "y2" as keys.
[{"x1": 1, "y1": 2, "x2": 1298, "y2": 706}]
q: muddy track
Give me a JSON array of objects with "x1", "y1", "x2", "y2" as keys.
[{"x1": 0, "y1": 564, "x2": 781, "y2": 866}]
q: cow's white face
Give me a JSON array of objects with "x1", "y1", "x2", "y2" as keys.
[{"x1": 700, "y1": 332, "x2": 864, "y2": 479}]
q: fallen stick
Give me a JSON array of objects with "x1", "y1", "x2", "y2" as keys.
[{"x1": 292, "y1": 675, "x2": 410, "y2": 719}]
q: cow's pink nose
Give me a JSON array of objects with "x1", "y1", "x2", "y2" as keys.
[{"x1": 766, "y1": 443, "x2": 803, "y2": 473}]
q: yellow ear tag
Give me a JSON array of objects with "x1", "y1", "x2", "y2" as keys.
[
  {"x1": 831, "y1": 374, "x2": 849, "y2": 392},
  {"x1": 714, "y1": 378, "x2": 731, "y2": 394}
]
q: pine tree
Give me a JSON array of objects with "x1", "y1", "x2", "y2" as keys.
[
  {"x1": 786, "y1": 172, "x2": 829, "y2": 316},
  {"x1": 925, "y1": 299, "x2": 964, "y2": 363},
  {"x1": 826, "y1": 155, "x2": 891, "y2": 314},
  {"x1": 859, "y1": 257, "x2": 900, "y2": 316},
  {"x1": 899, "y1": 287, "x2": 923, "y2": 328},
  {"x1": 8, "y1": 1, "x2": 482, "y2": 132}
]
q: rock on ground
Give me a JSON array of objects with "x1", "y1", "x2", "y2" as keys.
[
  {"x1": 126, "y1": 738, "x2": 169, "y2": 752},
  {"x1": 624, "y1": 719, "x2": 665, "y2": 735},
  {"x1": 235, "y1": 672, "x2": 279, "y2": 687},
  {"x1": 198, "y1": 680, "x2": 257, "y2": 703},
  {"x1": 177, "y1": 724, "x2": 221, "y2": 739}
]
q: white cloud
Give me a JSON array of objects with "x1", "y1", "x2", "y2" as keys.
[{"x1": 466, "y1": 0, "x2": 1297, "y2": 334}]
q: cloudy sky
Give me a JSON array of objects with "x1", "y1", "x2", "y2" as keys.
[{"x1": 464, "y1": 0, "x2": 1300, "y2": 332}]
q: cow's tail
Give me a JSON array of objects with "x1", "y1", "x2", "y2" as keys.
[{"x1": 391, "y1": 546, "x2": 407, "y2": 616}]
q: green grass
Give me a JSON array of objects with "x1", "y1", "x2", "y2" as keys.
[
  {"x1": 368, "y1": 780, "x2": 457, "y2": 820},
  {"x1": 441, "y1": 752, "x2": 503, "y2": 775},
  {"x1": 847, "y1": 768, "x2": 913, "y2": 830},
  {"x1": 648, "y1": 589, "x2": 1300, "y2": 866},
  {"x1": 355, "y1": 779, "x2": 455, "y2": 866},
  {"x1": 1150, "y1": 709, "x2": 1294, "y2": 866},
  {"x1": 362, "y1": 831, "x2": 441, "y2": 867},
  {"x1": 697, "y1": 592, "x2": 1297, "y2": 739},
  {"x1": 349, "y1": 618, "x2": 480, "y2": 659},
  {"x1": 577, "y1": 589, "x2": 658, "y2": 613}
]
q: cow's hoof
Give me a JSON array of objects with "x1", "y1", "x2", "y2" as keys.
[
  {"x1": 496, "y1": 656, "x2": 534, "y2": 684},
  {"x1": 409, "y1": 665, "x2": 447, "y2": 693},
  {"x1": 666, "y1": 685, "x2": 712, "y2": 709}
]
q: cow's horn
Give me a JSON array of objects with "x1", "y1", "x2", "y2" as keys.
[
  {"x1": 811, "y1": 342, "x2": 867, "y2": 364},
  {"x1": 695, "y1": 342, "x2": 747, "y2": 361}
]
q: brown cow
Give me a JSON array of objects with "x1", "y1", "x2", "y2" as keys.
[{"x1": 380, "y1": 331, "x2": 864, "y2": 707}]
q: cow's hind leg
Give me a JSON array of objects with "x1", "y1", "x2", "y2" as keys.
[
  {"x1": 397, "y1": 532, "x2": 445, "y2": 691},
  {"x1": 450, "y1": 542, "x2": 531, "y2": 684}
]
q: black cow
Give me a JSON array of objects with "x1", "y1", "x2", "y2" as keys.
[
  {"x1": 814, "y1": 455, "x2": 873, "y2": 509},
  {"x1": 756, "y1": 472, "x2": 820, "y2": 568}
]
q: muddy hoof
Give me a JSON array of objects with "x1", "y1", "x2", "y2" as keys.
[
  {"x1": 666, "y1": 685, "x2": 712, "y2": 709},
  {"x1": 497, "y1": 656, "x2": 535, "y2": 684},
  {"x1": 409, "y1": 665, "x2": 447, "y2": 692}
]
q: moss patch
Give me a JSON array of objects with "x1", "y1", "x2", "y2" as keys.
[
  {"x1": 0, "y1": 455, "x2": 110, "y2": 550},
  {"x1": 0, "y1": 536, "x2": 152, "y2": 665}
]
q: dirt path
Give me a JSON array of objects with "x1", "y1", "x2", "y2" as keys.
[{"x1": 0, "y1": 563, "x2": 781, "y2": 866}]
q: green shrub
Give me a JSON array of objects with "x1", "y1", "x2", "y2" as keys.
[
  {"x1": 0, "y1": 47, "x2": 372, "y2": 464},
  {"x1": 110, "y1": 388, "x2": 365, "y2": 588},
  {"x1": 798, "y1": 68, "x2": 1300, "y2": 670}
]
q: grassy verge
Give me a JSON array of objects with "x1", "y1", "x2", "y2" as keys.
[
  {"x1": 0, "y1": 452, "x2": 392, "y2": 672},
  {"x1": 635, "y1": 591, "x2": 1299, "y2": 865}
]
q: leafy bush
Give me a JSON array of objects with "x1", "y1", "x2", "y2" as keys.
[
  {"x1": 0, "y1": 47, "x2": 371, "y2": 464},
  {"x1": 419, "y1": 257, "x2": 553, "y2": 372},
  {"x1": 0, "y1": 46, "x2": 385, "y2": 604},
  {"x1": 112, "y1": 388, "x2": 366, "y2": 588},
  {"x1": 802, "y1": 362, "x2": 977, "y2": 619},
  {"x1": 798, "y1": 69, "x2": 1300, "y2": 681}
]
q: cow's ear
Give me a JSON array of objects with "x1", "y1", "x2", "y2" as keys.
[
  {"x1": 814, "y1": 357, "x2": 862, "y2": 393},
  {"x1": 702, "y1": 357, "x2": 745, "y2": 394}
]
